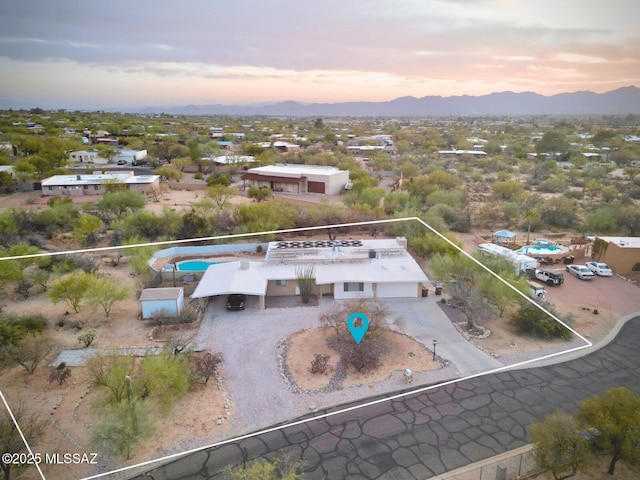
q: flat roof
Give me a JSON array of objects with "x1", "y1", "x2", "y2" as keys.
[
  {"x1": 191, "y1": 239, "x2": 429, "y2": 299},
  {"x1": 247, "y1": 164, "x2": 346, "y2": 178},
  {"x1": 597, "y1": 236, "x2": 640, "y2": 249},
  {"x1": 41, "y1": 173, "x2": 159, "y2": 187},
  {"x1": 140, "y1": 287, "x2": 184, "y2": 301}
]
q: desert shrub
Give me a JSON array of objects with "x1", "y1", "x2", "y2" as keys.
[
  {"x1": 337, "y1": 338, "x2": 386, "y2": 373},
  {"x1": 0, "y1": 313, "x2": 47, "y2": 348},
  {"x1": 193, "y1": 351, "x2": 224, "y2": 385},
  {"x1": 48, "y1": 363, "x2": 72, "y2": 385},
  {"x1": 509, "y1": 302, "x2": 571, "y2": 339},
  {"x1": 149, "y1": 306, "x2": 197, "y2": 326},
  {"x1": 310, "y1": 354, "x2": 330, "y2": 374},
  {"x1": 206, "y1": 173, "x2": 231, "y2": 186},
  {"x1": 78, "y1": 329, "x2": 97, "y2": 348}
]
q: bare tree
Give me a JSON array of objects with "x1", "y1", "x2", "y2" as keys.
[
  {"x1": 6, "y1": 333, "x2": 55, "y2": 375},
  {"x1": 193, "y1": 351, "x2": 224, "y2": 385},
  {"x1": 0, "y1": 402, "x2": 47, "y2": 480}
]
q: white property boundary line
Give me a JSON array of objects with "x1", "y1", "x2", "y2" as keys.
[{"x1": 0, "y1": 217, "x2": 593, "y2": 480}]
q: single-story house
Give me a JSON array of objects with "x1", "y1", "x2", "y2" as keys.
[
  {"x1": 140, "y1": 287, "x2": 184, "y2": 319},
  {"x1": 69, "y1": 150, "x2": 104, "y2": 164},
  {"x1": 191, "y1": 238, "x2": 430, "y2": 309},
  {"x1": 241, "y1": 164, "x2": 350, "y2": 195},
  {"x1": 40, "y1": 171, "x2": 161, "y2": 196},
  {"x1": 113, "y1": 149, "x2": 147, "y2": 165},
  {"x1": 592, "y1": 236, "x2": 640, "y2": 275},
  {"x1": 438, "y1": 150, "x2": 487, "y2": 160},
  {"x1": 208, "y1": 155, "x2": 255, "y2": 166}
]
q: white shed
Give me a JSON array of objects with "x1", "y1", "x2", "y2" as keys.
[{"x1": 140, "y1": 287, "x2": 185, "y2": 319}]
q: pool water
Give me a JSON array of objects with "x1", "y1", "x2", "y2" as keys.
[
  {"x1": 516, "y1": 245, "x2": 563, "y2": 255},
  {"x1": 176, "y1": 260, "x2": 221, "y2": 271}
]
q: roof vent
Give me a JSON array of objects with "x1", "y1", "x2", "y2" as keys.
[
  {"x1": 240, "y1": 259, "x2": 250, "y2": 270},
  {"x1": 76, "y1": 175, "x2": 81, "y2": 181}
]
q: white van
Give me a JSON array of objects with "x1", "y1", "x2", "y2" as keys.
[{"x1": 528, "y1": 281, "x2": 547, "y2": 301}]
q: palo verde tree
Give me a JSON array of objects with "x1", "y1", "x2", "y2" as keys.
[
  {"x1": 577, "y1": 387, "x2": 640, "y2": 475},
  {"x1": 47, "y1": 271, "x2": 93, "y2": 313},
  {"x1": 96, "y1": 189, "x2": 146, "y2": 221},
  {"x1": 85, "y1": 275, "x2": 130, "y2": 318},
  {"x1": 531, "y1": 411, "x2": 591, "y2": 480}
]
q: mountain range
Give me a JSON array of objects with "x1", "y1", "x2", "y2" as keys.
[{"x1": 133, "y1": 86, "x2": 640, "y2": 117}]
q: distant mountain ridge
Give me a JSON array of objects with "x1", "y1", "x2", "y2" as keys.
[{"x1": 133, "y1": 86, "x2": 640, "y2": 116}]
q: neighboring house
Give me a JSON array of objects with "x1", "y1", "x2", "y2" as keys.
[
  {"x1": 241, "y1": 164, "x2": 349, "y2": 195},
  {"x1": 140, "y1": 287, "x2": 184, "y2": 319},
  {"x1": 191, "y1": 238, "x2": 430, "y2": 309},
  {"x1": 40, "y1": 172, "x2": 160, "y2": 196},
  {"x1": 437, "y1": 150, "x2": 487, "y2": 160},
  {"x1": 593, "y1": 236, "x2": 640, "y2": 275},
  {"x1": 273, "y1": 141, "x2": 300, "y2": 153},
  {"x1": 69, "y1": 150, "x2": 104, "y2": 164},
  {"x1": 0, "y1": 165, "x2": 15, "y2": 177},
  {"x1": 208, "y1": 155, "x2": 255, "y2": 166},
  {"x1": 113, "y1": 149, "x2": 147, "y2": 164}
]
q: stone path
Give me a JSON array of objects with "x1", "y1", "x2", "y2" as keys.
[{"x1": 128, "y1": 315, "x2": 640, "y2": 480}]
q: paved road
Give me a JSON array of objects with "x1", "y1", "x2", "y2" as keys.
[{"x1": 128, "y1": 316, "x2": 640, "y2": 480}]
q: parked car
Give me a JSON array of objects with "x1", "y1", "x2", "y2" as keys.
[
  {"x1": 585, "y1": 261, "x2": 613, "y2": 277},
  {"x1": 534, "y1": 269, "x2": 564, "y2": 286},
  {"x1": 528, "y1": 281, "x2": 547, "y2": 301},
  {"x1": 566, "y1": 265, "x2": 595, "y2": 280},
  {"x1": 226, "y1": 294, "x2": 246, "y2": 311},
  {"x1": 117, "y1": 159, "x2": 127, "y2": 165}
]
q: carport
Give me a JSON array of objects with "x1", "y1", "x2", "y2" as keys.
[{"x1": 191, "y1": 260, "x2": 268, "y2": 309}]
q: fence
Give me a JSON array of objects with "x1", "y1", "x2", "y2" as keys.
[{"x1": 429, "y1": 444, "x2": 545, "y2": 480}]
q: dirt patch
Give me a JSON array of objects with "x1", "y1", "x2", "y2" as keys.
[
  {"x1": 284, "y1": 327, "x2": 441, "y2": 392},
  {"x1": 0, "y1": 260, "x2": 230, "y2": 480}
]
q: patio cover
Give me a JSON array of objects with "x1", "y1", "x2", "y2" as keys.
[{"x1": 492, "y1": 230, "x2": 516, "y2": 244}]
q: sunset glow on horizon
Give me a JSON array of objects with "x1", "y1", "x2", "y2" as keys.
[{"x1": 0, "y1": 0, "x2": 638, "y2": 109}]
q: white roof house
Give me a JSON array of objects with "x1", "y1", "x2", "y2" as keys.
[
  {"x1": 241, "y1": 164, "x2": 350, "y2": 195},
  {"x1": 593, "y1": 236, "x2": 640, "y2": 275},
  {"x1": 40, "y1": 172, "x2": 160, "y2": 196},
  {"x1": 191, "y1": 238, "x2": 430, "y2": 308}
]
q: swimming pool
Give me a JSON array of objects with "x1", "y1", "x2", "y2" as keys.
[
  {"x1": 516, "y1": 245, "x2": 563, "y2": 255},
  {"x1": 176, "y1": 260, "x2": 222, "y2": 271}
]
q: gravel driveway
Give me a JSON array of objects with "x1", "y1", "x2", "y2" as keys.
[{"x1": 202, "y1": 295, "x2": 473, "y2": 443}]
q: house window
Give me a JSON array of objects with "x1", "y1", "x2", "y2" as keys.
[
  {"x1": 94, "y1": 185, "x2": 99, "y2": 190},
  {"x1": 344, "y1": 282, "x2": 364, "y2": 292},
  {"x1": 48, "y1": 186, "x2": 53, "y2": 191},
  {"x1": 275, "y1": 280, "x2": 287, "y2": 287}
]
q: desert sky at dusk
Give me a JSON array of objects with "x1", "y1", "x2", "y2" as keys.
[{"x1": 0, "y1": 0, "x2": 638, "y2": 109}]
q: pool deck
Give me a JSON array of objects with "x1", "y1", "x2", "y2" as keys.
[{"x1": 151, "y1": 254, "x2": 263, "y2": 271}]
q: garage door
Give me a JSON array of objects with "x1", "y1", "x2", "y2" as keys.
[
  {"x1": 376, "y1": 282, "x2": 417, "y2": 298},
  {"x1": 308, "y1": 181, "x2": 325, "y2": 194}
]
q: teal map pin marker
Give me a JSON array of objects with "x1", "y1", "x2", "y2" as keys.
[{"x1": 347, "y1": 312, "x2": 369, "y2": 344}]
